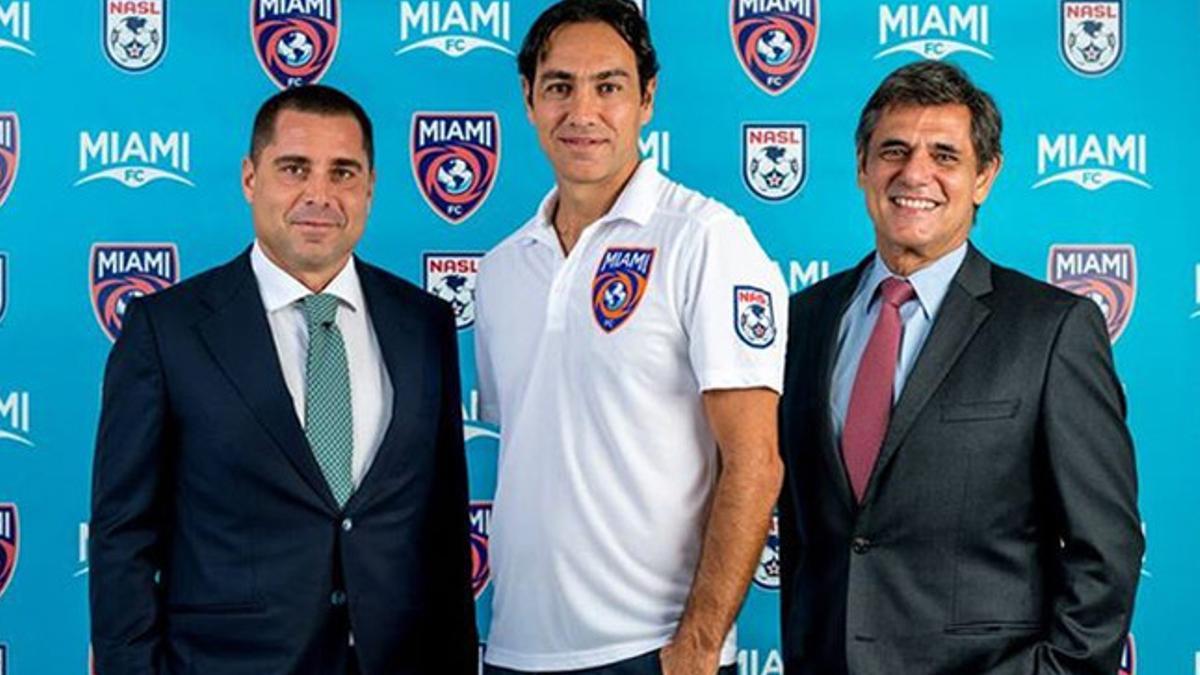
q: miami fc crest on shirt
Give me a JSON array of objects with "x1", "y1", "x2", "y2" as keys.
[
  {"x1": 411, "y1": 113, "x2": 500, "y2": 225},
  {"x1": 0, "y1": 112, "x2": 18, "y2": 211},
  {"x1": 423, "y1": 252, "x2": 482, "y2": 330},
  {"x1": 90, "y1": 243, "x2": 179, "y2": 342},
  {"x1": 251, "y1": 0, "x2": 340, "y2": 89},
  {"x1": 731, "y1": 0, "x2": 819, "y2": 96},
  {"x1": 592, "y1": 247, "x2": 655, "y2": 333},
  {"x1": 1048, "y1": 244, "x2": 1136, "y2": 344},
  {"x1": 0, "y1": 504, "x2": 17, "y2": 600},
  {"x1": 743, "y1": 123, "x2": 807, "y2": 202},
  {"x1": 104, "y1": 0, "x2": 168, "y2": 73},
  {"x1": 735, "y1": 285, "x2": 777, "y2": 348},
  {"x1": 1061, "y1": 0, "x2": 1123, "y2": 77},
  {"x1": 469, "y1": 501, "x2": 492, "y2": 599}
]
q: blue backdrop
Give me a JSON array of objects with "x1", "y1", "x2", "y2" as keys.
[{"x1": 0, "y1": 1, "x2": 1196, "y2": 673}]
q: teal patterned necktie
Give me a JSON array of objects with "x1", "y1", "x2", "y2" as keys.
[{"x1": 302, "y1": 293, "x2": 354, "y2": 507}]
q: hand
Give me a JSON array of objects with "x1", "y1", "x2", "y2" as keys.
[{"x1": 659, "y1": 639, "x2": 721, "y2": 675}]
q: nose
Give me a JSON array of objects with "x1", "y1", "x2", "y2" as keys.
[
  {"x1": 896, "y1": 149, "x2": 935, "y2": 187},
  {"x1": 300, "y1": 172, "x2": 334, "y2": 206},
  {"x1": 564, "y1": 87, "x2": 600, "y2": 127}
]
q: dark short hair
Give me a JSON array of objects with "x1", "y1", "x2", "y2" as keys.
[
  {"x1": 249, "y1": 84, "x2": 374, "y2": 168},
  {"x1": 518, "y1": 0, "x2": 659, "y2": 103},
  {"x1": 855, "y1": 61, "x2": 1002, "y2": 170}
]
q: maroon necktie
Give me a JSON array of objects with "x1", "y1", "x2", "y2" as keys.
[{"x1": 841, "y1": 277, "x2": 916, "y2": 503}]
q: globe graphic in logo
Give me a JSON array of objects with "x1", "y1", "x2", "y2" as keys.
[
  {"x1": 604, "y1": 280, "x2": 628, "y2": 310},
  {"x1": 277, "y1": 31, "x2": 315, "y2": 67},
  {"x1": 436, "y1": 158, "x2": 475, "y2": 196},
  {"x1": 756, "y1": 29, "x2": 794, "y2": 66}
]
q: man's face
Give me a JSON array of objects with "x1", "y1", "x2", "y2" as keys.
[
  {"x1": 242, "y1": 109, "x2": 374, "y2": 282},
  {"x1": 857, "y1": 103, "x2": 1000, "y2": 267},
  {"x1": 523, "y1": 21, "x2": 655, "y2": 188}
]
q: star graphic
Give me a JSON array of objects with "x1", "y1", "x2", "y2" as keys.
[
  {"x1": 765, "y1": 558, "x2": 780, "y2": 577},
  {"x1": 766, "y1": 173, "x2": 784, "y2": 188},
  {"x1": 1080, "y1": 43, "x2": 1104, "y2": 63}
]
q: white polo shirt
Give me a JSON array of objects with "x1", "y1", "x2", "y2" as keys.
[{"x1": 475, "y1": 161, "x2": 787, "y2": 671}]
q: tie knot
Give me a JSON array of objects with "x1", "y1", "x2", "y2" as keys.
[
  {"x1": 879, "y1": 277, "x2": 916, "y2": 308},
  {"x1": 302, "y1": 293, "x2": 340, "y2": 329}
]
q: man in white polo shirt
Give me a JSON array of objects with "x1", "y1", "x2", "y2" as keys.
[{"x1": 474, "y1": 1, "x2": 787, "y2": 673}]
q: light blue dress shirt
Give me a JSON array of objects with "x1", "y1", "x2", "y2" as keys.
[{"x1": 830, "y1": 242, "x2": 969, "y2": 444}]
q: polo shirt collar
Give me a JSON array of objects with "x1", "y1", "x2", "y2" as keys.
[{"x1": 518, "y1": 159, "x2": 663, "y2": 247}]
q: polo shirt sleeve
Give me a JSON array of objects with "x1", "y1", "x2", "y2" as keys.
[
  {"x1": 473, "y1": 257, "x2": 501, "y2": 425},
  {"x1": 680, "y1": 212, "x2": 788, "y2": 395}
]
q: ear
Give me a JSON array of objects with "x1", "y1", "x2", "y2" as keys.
[
  {"x1": 972, "y1": 154, "x2": 1002, "y2": 207},
  {"x1": 855, "y1": 151, "x2": 867, "y2": 190},
  {"x1": 639, "y1": 76, "x2": 657, "y2": 126},
  {"x1": 366, "y1": 167, "x2": 376, "y2": 205},
  {"x1": 241, "y1": 156, "x2": 256, "y2": 204},
  {"x1": 521, "y1": 76, "x2": 535, "y2": 124}
]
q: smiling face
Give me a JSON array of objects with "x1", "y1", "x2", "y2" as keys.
[
  {"x1": 857, "y1": 103, "x2": 1000, "y2": 274},
  {"x1": 242, "y1": 109, "x2": 374, "y2": 290},
  {"x1": 523, "y1": 21, "x2": 655, "y2": 193}
]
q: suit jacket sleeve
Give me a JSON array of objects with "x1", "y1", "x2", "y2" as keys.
[
  {"x1": 430, "y1": 302, "x2": 480, "y2": 672},
  {"x1": 89, "y1": 299, "x2": 170, "y2": 675},
  {"x1": 1036, "y1": 298, "x2": 1143, "y2": 673}
]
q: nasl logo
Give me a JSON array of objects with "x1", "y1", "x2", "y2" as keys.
[
  {"x1": 1061, "y1": 0, "x2": 1122, "y2": 77},
  {"x1": 0, "y1": 1, "x2": 32, "y2": 56},
  {"x1": 731, "y1": 0, "x2": 819, "y2": 96},
  {"x1": 752, "y1": 511, "x2": 780, "y2": 590},
  {"x1": 876, "y1": 3, "x2": 992, "y2": 61},
  {"x1": 1034, "y1": 133, "x2": 1150, "y2": 191},
  {"x1": 396, "y1": 1, "x2": 513, "y2": 58},
  {"x1": 743, "y1": 123, "x2": 807, "y2": 202},
  {"x1": 424, "y1": 252, "x2": 482, "y2": 330},
  {"x1": 639, "y1": 130, "x2": 670, "y2": 173},
  {"x1": 468, "y1": 501, "x2": 492, "y2": 598},
  {"x1": 104, "y1": 0, "x2": 167, "y2": 73},
  {"x1": 411, "y1": 112, "x2": 499, "y2": 224},
  {"x1": 76, "y1": 130, "x2": 193, "y2": 189},
  {"x1": 251, "y1": 0, "x2": 339, "y2": 89},
  {"x1": 0, "y1": 252, "x2": 7, "y2": 323},
  {"x1": 0, "y1": 504, "x2": 17, "y2": 600},
  {"x1": 592, "y1": 247, "x2": 655, "y2": 333},
  {"x1": 0, "y1": 112, "x2": 18, "y2": 209},
  {"x1": 90, "y1": 243, "x2": 179, "y2": 341},
  {"x1": 0, "y1": 391, "x2": 32, "y2": 448},
  {"x1": 735, "y1": 285, "x2": 777, "y2": 348},
  {"x1": 1048, "y1": 244, "x2": 1136, "y2": 343},
  {"x1": 1119, "y1": 632, "x2": 1136, "y2": 675}
]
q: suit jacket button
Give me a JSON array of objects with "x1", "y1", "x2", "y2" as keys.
[
  {"x1": 851, "y1": 537, "x2": 871, "y2": 554},
  {"x1": 341, "y1": 517, "x2": 353, "y2": 532},
  {"x1": 331, "y1": 590, "x2": 347, "y2": 606}
]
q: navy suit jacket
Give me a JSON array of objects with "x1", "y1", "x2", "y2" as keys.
[
  {"x1": 90, "y1": 250, "x2": 477, "y2": 674},
  {"x1": 779, "y1": 244, "x2": 1142, "y2": 675}
]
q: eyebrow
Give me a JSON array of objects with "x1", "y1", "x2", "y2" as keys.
[
  {"x1": 272, "y1": 155, "x2": 364, "y2": 171},
  {"x1": 538, "y1": 68, "x2": 633, "y2": 83}
]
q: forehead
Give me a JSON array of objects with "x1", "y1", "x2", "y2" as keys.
[
  {"x1": 871, "y1": 103, "x2": 974, "y2": 146},
  {"x1": 537, "y1": 21, "x2": 637, "y2": 75},
  {"x1": 263, "y1": 109, "x2": 366, "y2": 159}
]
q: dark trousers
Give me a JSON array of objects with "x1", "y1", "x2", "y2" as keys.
[{"x1": 483, "y1": 649, "x2": 738, "y2": 675}]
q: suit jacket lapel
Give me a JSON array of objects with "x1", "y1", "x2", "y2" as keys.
[
  {"x1": 862, "y1": 243, "x2": 994, "y2": 504},
  {"x1": 196, "y1": 251, "x2": 339, "y2": 512},
  {"x1": 817, "y1": 255, "x2": 874, "y2": 514},
  {"x1": 346, "y1": 260, "x2": 427, "y2": 508}
]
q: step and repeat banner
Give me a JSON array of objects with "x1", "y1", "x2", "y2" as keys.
[{"x1": 1, "y1": 1, "x2": 1197, "y2": 673}]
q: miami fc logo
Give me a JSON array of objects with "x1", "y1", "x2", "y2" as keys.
[
  {"x1": 1048, "y1": 244, "x2": 1136, "y2": 344},
  {"x1": 0, "y1": 112, "x2": 19, "y2": 211},
  {"x1": 411, "y1": 113, "x2": 500, "y2": 224},
  {"x1": 592, "y1": 248, "x2": 655, "y2": 333},
  {"x1": 104, "y1": 0, "x2": 168, "y2": 73},
  {"x1": 731, "y1": 0, "x2": 819, "y2": 96},
  {"x1": 90, "y1": 243, "x2": 179, "y2": 342},
  {"x1": 752, "y1": 511, "x2": 780, "y2": 590},
  {"x1": 1061, "y1": 0, "x2": 1123, "y2": 77},
  {"x1": 735, "y1": 285, "x2": 777, "y2": 348},
  {"x1": 469, "y1": 501, "x2": 492, "y2": 599},
  {"x1": 0, "y1": 504, "x2": 17, "y2": 600},
  {"x1": 743, "y1": 123, "x2": 807, "y2": 202},
  {"x1": 251, "y1": 0, "x2": 340, "y2": 89}
]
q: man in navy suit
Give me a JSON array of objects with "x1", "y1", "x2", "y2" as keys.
[{"x1": 89, "y1": 85, "x2": 477, "y2": 674}]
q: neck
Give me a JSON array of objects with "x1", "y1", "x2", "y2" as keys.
[
  {"x1": 259, "y1": 243, "x2": 348, "y2": 294},
  {"x1": 877, "y1": 238, "x2": 967, "y2": 277},
  {"x1": 552, "y1": 160, "x2": 640, "y2": 255}
]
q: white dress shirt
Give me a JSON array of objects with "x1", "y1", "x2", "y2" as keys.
[{"x1": 250, "y1": 241, "x2": 393, "y2": 488}]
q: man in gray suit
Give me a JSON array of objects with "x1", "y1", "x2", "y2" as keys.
[{"x1": 778, "y1": 61, "x2": 1143, "y2": 674}]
